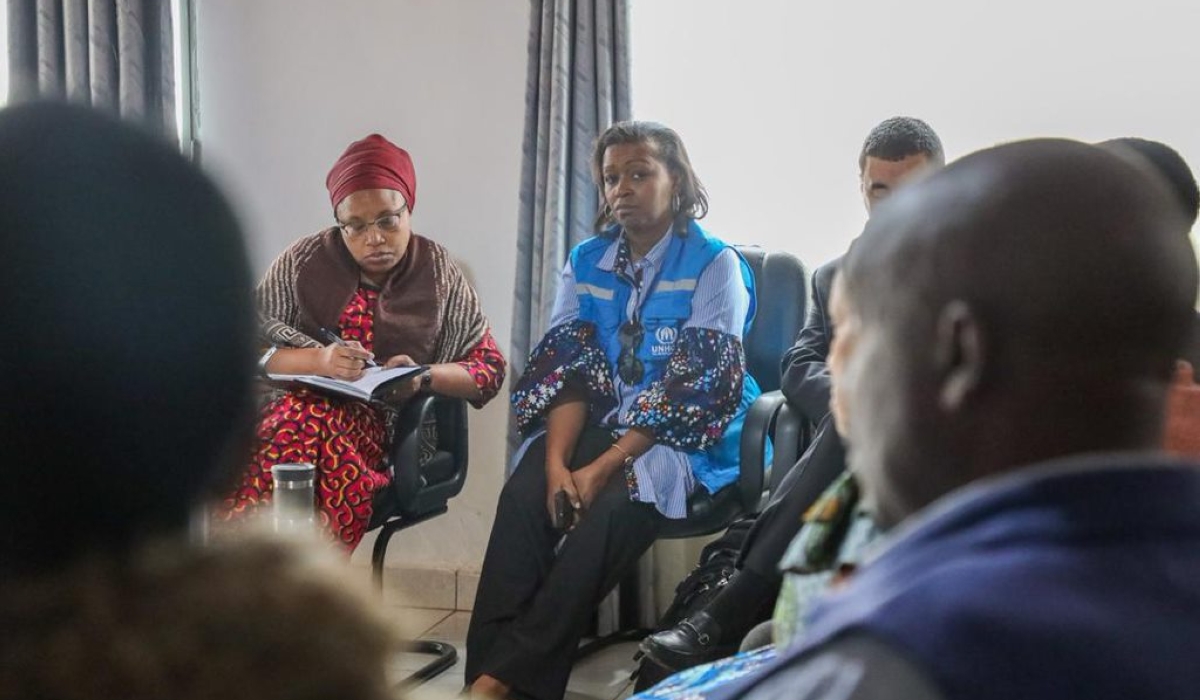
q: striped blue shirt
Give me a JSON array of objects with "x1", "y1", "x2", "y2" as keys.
[{"x1": 539, "y1": 230, "x2": 750, "y2": 518}]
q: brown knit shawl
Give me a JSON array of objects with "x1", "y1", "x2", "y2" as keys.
[{"x1": 257, "y1": 229, "x2": 487, "y2": 365}]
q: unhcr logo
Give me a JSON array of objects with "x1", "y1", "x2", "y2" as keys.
[{"x1": 651, "y1": 325, "x2": 677, "y2": 356}]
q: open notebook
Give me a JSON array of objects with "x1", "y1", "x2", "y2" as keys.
[{"x1": 268, "y1": 365, "x2": 427, "y2": 403}]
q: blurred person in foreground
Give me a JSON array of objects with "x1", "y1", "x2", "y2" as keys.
[
  {"x1": 641, "y1": 116, "x2": 944, "y2": 672},
  {"x1": 1099, "y1": 137, "x2": 1200, "y2": 457},
  {"x1": 705, "y1": 138, "x2": 1200, "y2": 699},
  {"x1": 635, "y1": 133, "x2": 1200, "y2": 700},
  {"x1": 0, "y1": 102, "x2": 400, "y2": 700}
]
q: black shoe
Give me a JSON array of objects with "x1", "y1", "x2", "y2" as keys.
[{"x1": 638, "y1": 612, "x2": 737, "y2": 672}]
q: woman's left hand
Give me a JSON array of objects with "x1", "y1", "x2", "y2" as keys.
[
  {"x1": 572, "y1": 434, "x2": 650, "y2": 517},
  {"x1": 379, "y1": 354, "x2": 428, "y2": 404},
  {"x1": 569, "y1": 461, "x2": 612, "y2": 513},
  {"x1": 384, "y1": 354, "x2": 417, "y2": 369}
]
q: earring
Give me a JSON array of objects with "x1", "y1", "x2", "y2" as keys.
[
  {"x1": 671, "y1": 193, "x2": 682, "y2": 213},
  {"x1": 604, "y1": 203, "x2": 613, "y2": 219}
]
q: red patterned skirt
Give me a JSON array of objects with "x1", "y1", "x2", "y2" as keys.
[
  {"x1": 223, "y1": 389, "x2": 391, "y2": 548},
  {"x1": 221, "y1": 285, "x2": 392, "y2": 549}
]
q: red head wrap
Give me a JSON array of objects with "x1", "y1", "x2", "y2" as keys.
[{"x1": 325, "y1": 134, "x2": 417, "y2": 212}]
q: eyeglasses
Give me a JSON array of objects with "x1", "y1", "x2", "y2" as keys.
[
  {"x1": 337, "y1": 206, "x2": 408, "y2": 239},
  {"x1": 617, "y1": 320, "x2": 644, "y2": 384}
]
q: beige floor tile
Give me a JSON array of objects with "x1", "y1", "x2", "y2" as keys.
[
  {"x1": 405, "y1": 613, "x2": 642, "y2": 700},
  {"x1": 406, "y1": 675, "x2": 465, "y2": 700},
  {"x1": 457, "y1": 569, "x2": 481, "y2": 611},
  {"x1": 393, "y1": 607, "x2": 454, "y2": 640},
  {"x1": 566, "y1": 641, "x2": 641, "y2": 700},
  {"x1": 615, "y1": 679, "x2": 637, "y2": 700},
  {"x1": 383, "y1": 566, "x2": 458, "y2": 610},
  {"x1": 425, "y1": 610, "x2": 473, "y2": 643},
  {"x1": 388, "y1": 646, "x2": 453, "y2": 677}
]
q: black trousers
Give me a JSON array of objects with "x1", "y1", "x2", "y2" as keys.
[
  {"x1": 738, "y1": 415, "x2": 847, "y2": 581},
  {"x1": 466, "y1": 426, "x2": 665, "y2": 700}
]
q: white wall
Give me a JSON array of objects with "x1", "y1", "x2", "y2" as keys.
[
  {"x1": 195, "y1": 0, "x2": 529, "y2": 570},
  {"x1": 632, "y1": 0, "x2": 1200, "y2": 272}
]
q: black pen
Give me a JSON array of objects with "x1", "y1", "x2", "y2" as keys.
[{"x1": 319, "y1": 327, "x2": 378, "y2": 368}]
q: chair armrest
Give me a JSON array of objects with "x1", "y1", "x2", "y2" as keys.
[
  {"x1": 768, "y1": 402, "x2": 813, "y2": 496},
  {"x1": 390, "y1": 395, "x2": 469, "y2": 516},
  {"x1": 738, "y1": 390, "x2": 787, "y2": 512}
]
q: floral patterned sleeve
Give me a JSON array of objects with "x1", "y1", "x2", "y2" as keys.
[
  {"x1": 625, "y1": 327, "x2": 745, "y2": 451},
  {"x1": 455, "y1": 329, "x2": 507, "y2": 409},
  {"x1": 510, "y1": 320, "x2": 617, "y2": 436}
]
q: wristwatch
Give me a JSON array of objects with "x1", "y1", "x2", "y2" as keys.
[
  {"x1": 257, "y1": 346, "x2": 279, "y2": 377},
  {"x1": 419, "y1": 368, "x2": 434, "y2": 392}
]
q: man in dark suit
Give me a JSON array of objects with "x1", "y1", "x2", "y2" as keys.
[{"x1": 641, "y1": 117, "x2": 944, "y2": 670}]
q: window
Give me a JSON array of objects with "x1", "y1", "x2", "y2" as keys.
[
  {"x1": 0, "y1": 1, "x2": 190, "y2": 149},
  {"x1": 632, "y1": 1, "x2": 1200, "y2": 269},
  {"x1": 0, "y1": 0, "x2": 8, "y2": 107},
  {"x1": 171, "y1": 0, "x2": 196, "y2": 156}
]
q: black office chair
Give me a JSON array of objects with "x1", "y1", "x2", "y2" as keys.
[
  {"x1": 739, "y1": 252, "x2": 834, "y2": 497},
  {"x1": 367, "y1": 394, "x2": 469, "y2": 689},
  {"x1": 658, "y1": 245, "x2": 808, "y2": 538},
  {"x1": 575, "y1": 245, "x2": 808, "y2": 657}
]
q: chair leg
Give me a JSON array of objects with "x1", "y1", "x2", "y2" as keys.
[
  {"x1": 372, "y1": 522, "x2": 399, "y2": 591},
  {"x1": 370, "y1": 509, "x2": 457, "y2": 687},
  {"x1": 371, "y1": 508, "x2": 448, "y2": 591},
  {"x1": 394, "y1": 640, "x2": 458, "y2": 690}
]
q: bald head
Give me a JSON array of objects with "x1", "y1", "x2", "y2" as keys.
[
  {"x1": 833, "y1": 139, "x2": 1198, "y2": 527},
  {"x1": 1099, "y1": 137, "x2": 1199, "y2": 230},
  {"x1": 850, "y1": 139, "x2": 1195, "y2": 356}
]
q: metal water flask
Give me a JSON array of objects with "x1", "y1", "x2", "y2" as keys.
[{"x1": 271, "y1": 462, "x2": 316, "y2": 534}]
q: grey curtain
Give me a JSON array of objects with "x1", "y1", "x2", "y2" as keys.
[
  {"x1": 509, "y1": 0, "x2": 632, "y2": 411},
  {"x1": 7, "y1": 0, "x2": 176, "y2": 142},
  {"x1": 508, "y1": 0, "x2": 685, "y2": 626}
]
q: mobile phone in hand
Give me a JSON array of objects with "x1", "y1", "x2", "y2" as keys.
[{"x1": 553, "y1": 489, "x2": 574, "y2": 530}]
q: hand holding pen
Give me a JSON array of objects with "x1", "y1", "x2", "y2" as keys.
[{"x1": 318, "y1": 327, "x2": 378, "y2": 374}]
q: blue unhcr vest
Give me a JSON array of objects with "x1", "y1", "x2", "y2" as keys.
[
  {"x1": 731, "y1": 458, "x2": 1200, "y2": 700},
  {"x1": 568, "y1": 221, "x2": 761, "y2": 494}
]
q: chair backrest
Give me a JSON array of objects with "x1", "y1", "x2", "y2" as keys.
[
  {"x1": 735, "y1": 246, "x2": 808, "y2": 393},
  {"x1": 391, "y1": 396, "x2": 469, "y2": 517},
  {"x1": 370, "y1": 395, "x2": 469, "y2": 585},
  {"x1": 660, "y1": 246, "x2": 808, "y2": 539}
]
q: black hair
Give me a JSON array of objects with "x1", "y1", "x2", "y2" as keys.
[
  {"x1": 1100, "y1": 137, "x2": 1199, "y2": 228},
  {"x1": 0, "y1": 102, "x2": 256, "y2": 575},
  {"x1": 859, "y1": 116, "x2": 945, "y2": 171},
  {"x1": 591, "y1": 120, "x2": 708, "y2": 233}
]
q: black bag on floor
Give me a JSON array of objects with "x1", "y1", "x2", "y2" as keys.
[{"x1": 633, "y1": 514, "x2": 757, "y2": 692}]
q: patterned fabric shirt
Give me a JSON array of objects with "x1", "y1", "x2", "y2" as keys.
[{"x1": 532, "y1": 230, "x2": 750, "y2": 518}]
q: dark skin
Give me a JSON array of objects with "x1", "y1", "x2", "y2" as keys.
[
  {"x1": 603, "y1": 141, "x2": 678, "y2": 258},
  {"x1": 836, "y1": 139, "x2": 1199, "y2": 529},
  {"x1": 859, "y1": 153, "x2": 933, "y2": 214},
  {"x1": 263, "y1": 188, "x2": 480, "y2": 404},
  {"x1": 543, "y1": 139, "x2": 680, "y2": 521},
  {"x1": 471, "y1": 139, "x2": 680, "y2": 700}
]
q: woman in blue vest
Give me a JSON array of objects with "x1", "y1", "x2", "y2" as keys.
[{"x1": 466, "y1": 121, "x2": 762, "y2": 700}]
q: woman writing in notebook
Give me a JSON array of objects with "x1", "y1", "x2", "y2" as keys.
[
  {"x1": 222, "y1": 134, "x2": 505, "y2": 548},
  {"x1": 466, "y1": 121, "x2": 761, "y2": 700}
]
